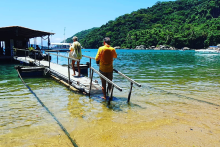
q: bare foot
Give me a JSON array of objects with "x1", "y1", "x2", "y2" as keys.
[
  {"x1": 72, "y1": 74, "x2": 75, "y2": 76},
  {"x1": 101, "y1": 97, "x2": 106, "y2": 100}
]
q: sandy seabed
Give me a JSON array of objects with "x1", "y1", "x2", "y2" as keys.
[{"x1": 1, "y1": 91, "x2": 220, "y2": 147}]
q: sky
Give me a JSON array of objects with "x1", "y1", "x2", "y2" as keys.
[{"x1": 1, "y1": 0, "x2": 175, "y2": 45}]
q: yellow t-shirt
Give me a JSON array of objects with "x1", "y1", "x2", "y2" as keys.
[
  {"x1": 28, "y1": 47, "x2": 34, "y2": 51},
  {"x1": 95, "y1": 45, "x2": 117, "y2": 73}
]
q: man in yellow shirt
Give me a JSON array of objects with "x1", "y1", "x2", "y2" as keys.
[{"x1": 95, "y1": 37, "x2": 117, "y2": 99}]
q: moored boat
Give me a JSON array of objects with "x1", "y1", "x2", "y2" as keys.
[{"x1": 195, "y1": 49, "x2": 220, "y2": 54}]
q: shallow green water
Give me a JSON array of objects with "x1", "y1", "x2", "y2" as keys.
[{"x1": 1, "y1": 50, "x2": 220, "y2": 146}]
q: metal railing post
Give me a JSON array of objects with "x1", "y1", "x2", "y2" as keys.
[
  {"x1": 39, "y1": 51, "x2": 40, "y2": 66},
  {"x1": 106, "y1": 85, "x2": 109, "y2": 96},
  {"x1": 113, "y1": 69, "x2": 141, "y2": 87},
  {"x1": 89, "y1": 58, "x2": 91, "y2": 78},
  {"x1": 48, "y1": 53, "x2": 50, "y2": 69},
  {"x1": 35, "y1": 51, "x2": 36, "y2": 63},
  {"x1": 68, "y1": 58, "x2": 70, "y2": 84},
  {"x1": 90, "y1": 67, "x2": 122, "y2": 91},
  {"x1": 108, "y1": 85, "x2": 114, "y2": 105},
  {"x1": 127, "y1": 82, "x2": 133, "y2": 103},
  {"x1": 57, "y1": 51, "x2": 58, "y2": 64},
  {"x1": 89, "y1": 70, "x2": 94, "y2": 97}
]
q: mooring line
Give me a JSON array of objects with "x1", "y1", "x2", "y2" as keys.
[
  {"x1": 16, "y1": 69, "x2": 78, "y2": 147},
  {"x1": 145, "y1": 85, "x2": 220, "y2": 107}
]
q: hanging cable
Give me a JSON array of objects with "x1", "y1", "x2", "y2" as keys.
[{"x1": 16, "y1": 68, "x2": 78, "y2": 147}]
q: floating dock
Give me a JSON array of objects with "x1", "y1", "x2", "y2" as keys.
[
  {"x1": 13, "y1": 49, "x2": 141, "y2": 103},
  {"x1": 14, "y1": 56, "x2": 102, "y2": 94}
]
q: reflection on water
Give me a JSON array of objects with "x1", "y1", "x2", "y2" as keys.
[{"x1": 1, "y1": 50, "x2": 220, "y2": 146}]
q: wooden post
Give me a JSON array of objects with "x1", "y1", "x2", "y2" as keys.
[
  {"x1": 127, "y1": 82, "x2": 133, "y2": 103},
  {"x1": 108, "y1": 85, "x2": 114, "y2": 105},
  {"x1": 89, "y1": 70, "x2": 94, "y2": 97}
]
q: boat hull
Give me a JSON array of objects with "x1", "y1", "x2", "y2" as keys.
[{"x1": 195, "y1": 49, "x2": 220, "y2": 54}]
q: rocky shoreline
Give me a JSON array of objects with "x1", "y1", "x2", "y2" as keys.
[{"x1": 114, "y1": 45, "x2": 191, "y2": 50}]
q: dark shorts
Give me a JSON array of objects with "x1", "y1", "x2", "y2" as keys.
[{"x1": 99, "y1": 70, "x2": 113, "y2": 81}]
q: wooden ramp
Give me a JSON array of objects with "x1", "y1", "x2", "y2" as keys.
[{"x1": 14, "y1": 56, "x2": 102, "y2": 94}]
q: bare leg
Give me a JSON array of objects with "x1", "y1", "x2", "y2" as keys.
[
  {"x1": 72, "y1": 60, "x2": 76, "y2": 76},
  {"x1": 77, "y1": 60, "x2": 81, "y2": 76},
  {"x1": 108, "y1": 72, "x2": 113, "y2": 92},
  {"x1": 101, "y1": 78, "x2": 107, "y2": 99}
]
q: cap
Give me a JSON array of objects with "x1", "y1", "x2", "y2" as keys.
[{"x1": 72, "y1": 36, "x2": 78, "y2": 40}]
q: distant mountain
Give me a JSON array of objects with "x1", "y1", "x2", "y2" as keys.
[{"x1": 68, "y1": 0, "x2": 220, "y2": 49}]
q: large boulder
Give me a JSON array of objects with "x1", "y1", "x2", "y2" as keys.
[{"x1": 136, "y1": 45, "x2": 146, "y2": 49}]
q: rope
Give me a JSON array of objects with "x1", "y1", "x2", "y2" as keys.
[
  {"x1": 144, "y1": 85, "x2": 220, "y2": 107},
  {"x1": 16, "y1": 69, "x2": 78, "y2": 147}
]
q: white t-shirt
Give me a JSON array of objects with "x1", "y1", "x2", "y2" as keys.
[{"x1": 69, "y1": 41, "x2": 82, "y2": 59}]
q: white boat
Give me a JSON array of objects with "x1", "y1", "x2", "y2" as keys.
[
  {"x1": 195, "y1": 49, "x2": 220, "y2": 54},
  {"x1": 51, "y1": 43, "x2": 71, "y2": 45}
]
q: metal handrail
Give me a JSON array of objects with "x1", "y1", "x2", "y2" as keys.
[
  {"x1": 13, "y1": 48, "x2": 140, "y2": 103},
  {"x1": 82, "y1": 55, "x2": 95, "y2": 59},
  {"x1": 89, "y1": 67, "x2": 122, "y2": 105},
  {"x1": 45, "y1": 52, "x2": 80, "y2": 62},
  {"x1": 44, "y1": 51, "x2": 82, "y2": 86},
  {"x1": 12, "y1": 48, "x2": 44, "y2": 64},
  {"x1": 13, "y1": 48, "x2": 27, "y2": 51},
  {"x1": 82, "y1": 54, "x2": 141, "y2": 103},
  {"x1": 13, "y1": 48, "x2": 42, "y2": 52},
  {"x1": 113, "y1": 69, "x2": 141, "y2": 87},
  {"x1": 90, "y1": 67, "x2": 122, "y2": 91},
  {"x1": 81, "y1": 55, "x2": 141, "y2": 87},
  {"x1": 82, "y1": 55, "x2": 94, "y2": 78},
  {"x1": 44, "y1": 50, "x2": 60, "y2": 52}
]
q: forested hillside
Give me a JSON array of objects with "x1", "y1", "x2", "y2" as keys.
[
  {"x1": 70, "y1": 0, "x2": 220, "y2": 49},
  {"x1": 65, "y1": 27, "x2": 97, "y2": 43}
]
